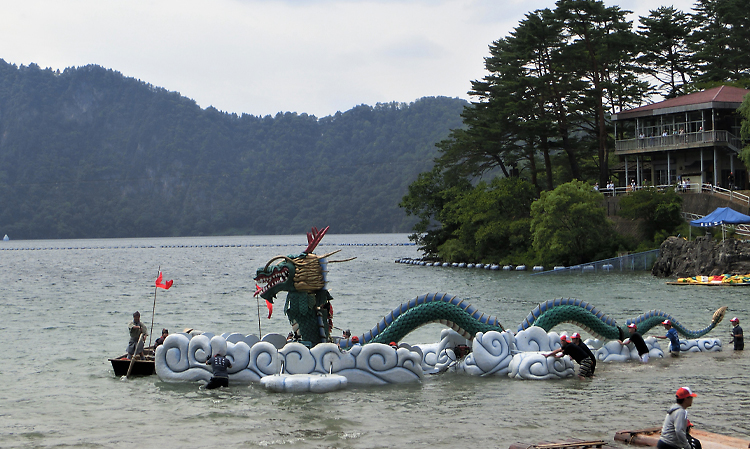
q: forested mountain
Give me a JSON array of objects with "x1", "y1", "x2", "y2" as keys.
[{"x1": 0, "y1": 60, "x2": 466, "y2": 239}]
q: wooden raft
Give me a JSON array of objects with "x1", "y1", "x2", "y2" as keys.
[
  {"x1": 614, "y1": 427, "x2": 750, "y2": 449},
  {"x1": 509, "y1": 439, "x2": 615, "y2": 449}
]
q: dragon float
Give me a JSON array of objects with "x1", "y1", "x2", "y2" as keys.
[{"x1": 155, "y1": 227, "x2": 728, "y2": 389}]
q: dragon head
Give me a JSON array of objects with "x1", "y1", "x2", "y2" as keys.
[
  {"x1": 254, "y1": 252, "x2": 336, "y2": 300},
  {"x1": 253, "y1": 226, "x2": 355, "y2": 302},
  {"x1": 254, "y1": 255, "x2": 299, "y2": 301}
]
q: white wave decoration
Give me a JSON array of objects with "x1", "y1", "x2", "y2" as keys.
[
  {"x1": 507, "y1": 327, "x2": 574, "y2": 379},
  {"x1": 413, "y1": 328, "x2": 472, "y2": 374},
  {"x1": 155, "y1": 333, "x2": 423, "y2": 386},
  {"x1": 340, "y1": 343, "x2": 423, "y2": 385},
  {"x1": 508, "y1": 352, "x2": 575, "y2": 379},
  {"x1": 514, "y1": 326, "x2": 562, "y2": 352},
  {"x1": 594, "y1": 337, "x2": 664, "y2": 362},
  {"x1": 459, "y1": 331, "x2": 514, "y2": 376},
  {"x1": 681, "y1": 338, "x2": 722, "y2": 352},
  {"x1": 155, "y1": 329, "x2": 724, "y2": 387}
]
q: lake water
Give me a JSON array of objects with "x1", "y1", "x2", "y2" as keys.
[{"x1": 1, "y1": 234, "x2": 748, "y2": 448}]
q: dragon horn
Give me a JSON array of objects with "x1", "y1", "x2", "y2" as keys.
[
  {"x1": 304, "y1": 226, "x2": 330, "y2": 253},
  {"x1": 262, "y1": 255, "x2": 294, "y2": 271},
  {"x1": 712, "y1": 306, "x2": 728, "y2": 325},
  {"x1": 317, "y1": 249, "x2": 341, "y2": 259}
]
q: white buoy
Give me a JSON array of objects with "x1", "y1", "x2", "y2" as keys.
[{"x1": 261, "y1": 373, "x2": 347, "y2": 393}]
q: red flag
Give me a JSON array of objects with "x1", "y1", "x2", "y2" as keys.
[
  {"x1": 155, "y1": 272, "x2": 173, "y2": 290},
  {"x1": 256, "y1": 284, "x2": 273, "y2": 318}
]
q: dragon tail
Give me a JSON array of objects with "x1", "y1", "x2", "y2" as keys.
[{"x1": 625, "y1": 306, "x2": 727, "y2": 338}]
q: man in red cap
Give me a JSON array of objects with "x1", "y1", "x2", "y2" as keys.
[
  {"x1": 544, "y1": 335, "x2": 594, "y2": 380},
  {"x1": 619, "y1": 323, "x2": 650, "y2": 363},
  {"x1": 729, "y1": 317, "x2": 743, "y2": 350},
  {"x1": 658, "y1": 387, "x2": 697, "y2": 449},
  {"x1": 571, "y1": 332, "x2": 596, "y2": 375},
  {"x1": 656, "y1": 320, "x2": 680, "y2": 356}
]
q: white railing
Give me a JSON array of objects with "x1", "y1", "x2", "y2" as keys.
[
  {"x1": 615, "y1": 130, "x2": 742, "y2": 153},
  {"x1": 601, "y1": 183, "x2": 750, "y2": 206}
]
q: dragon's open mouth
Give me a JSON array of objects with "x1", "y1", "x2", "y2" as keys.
[{"x1": 254, "y1": 266, "x2": 290, "y2": 297}]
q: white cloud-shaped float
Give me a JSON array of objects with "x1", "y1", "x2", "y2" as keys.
[
  {"x1": 155, "y1": 328, "x2": 724, "y2": 387},
  {"x1": 155, "y1": 333, "x2": 423, "y2": 386}
]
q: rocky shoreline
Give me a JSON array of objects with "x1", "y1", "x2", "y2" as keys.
[{"x1": 652, "y1": 235, "x2": 750, "y2": 277}]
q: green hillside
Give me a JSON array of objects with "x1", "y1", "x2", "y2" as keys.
[{"x1": 0, "y1": 60, "x2": 466, "y2": 239}]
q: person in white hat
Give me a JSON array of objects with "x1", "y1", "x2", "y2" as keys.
[
  {"x1": 656, "y1": 320, "x2": 680, "y2": 356},
  {"x1": 619, "y1": 323, "x2": 650, "y2": 363},
  {"x1": 729, "y1": 317, "x2": 743, "y2": 350},
  {"x1": 658, "y1": 387, "x2": 697, "y2": 449}
]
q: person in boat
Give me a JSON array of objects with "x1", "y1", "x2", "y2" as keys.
[
  {"x1": 619, "y1": 323, "x2": 650, "y2": 363},
  {"x1": 571, "y1": 332, "x2": 596, "y2": 374},
  {"x1": 154, "y1": 328, "x2": 169, "y2": 351},
  {"x1": 127, "y1": 311, "x2": 148, "y2": 359},
  {"x1": 343, "y1": 329, "x2": 351, "y2": 339},
  {"x1": 730, "y1": 317, "x2": 743, "y2": 350},
  {"x1": 205, "y1": 337, "x2": 232, "y2": 390},
  {"x1": 657, "y1": 387, "x2": 696, "y2": 449},
  {"x1": 656, "y1": 320, "x2": 680, "y2": 356},
  {"x1": 351, "y1": 336, "x2": 360, "y2": 345},
  {"x1": 286, "y1": 332, "x2": 295, "y2": 342},
  {"x1": 543, "y1": 335, "x2": 594, "y2": 380}
]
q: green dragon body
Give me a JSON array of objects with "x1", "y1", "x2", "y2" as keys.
[{"x1": 254, "y1": 227, "x2": 727, "y2": 347}]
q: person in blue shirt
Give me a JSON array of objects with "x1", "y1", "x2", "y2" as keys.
[{"x1": 656, "y1": 320, "x2": 681, "y2": 356}]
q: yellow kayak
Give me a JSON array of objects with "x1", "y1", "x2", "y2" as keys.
[{"x1": 667, "y1": 273, "x2": 750, "y2": 285}]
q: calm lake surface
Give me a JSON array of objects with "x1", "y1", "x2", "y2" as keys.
[{"x1": 1, "y1": 234, "x2": 748, "y2": 448}]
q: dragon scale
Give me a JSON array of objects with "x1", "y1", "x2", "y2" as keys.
[
  {"x1": 340, "y1": 292, "x2": 504, "y2": 348},
  {"x1": 517, "y1": 298, "x2": 726, "y2": 340}
]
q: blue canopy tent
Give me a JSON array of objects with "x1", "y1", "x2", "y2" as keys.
[{"x1": 690, "y1": 207, "x2": 750, "y2": 240}]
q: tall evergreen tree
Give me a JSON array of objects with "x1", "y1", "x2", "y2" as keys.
[
  {"x1": 690, "y1": 0, "x2": 750, "y2": 84},
  {"x1": 637, "y1": 6, "x2": 696, "y2": 98},
  {"x1": 555, "y1": 0, "x2": 642, "y2": 187}
]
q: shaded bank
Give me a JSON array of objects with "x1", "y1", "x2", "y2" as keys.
[{"x1": 652, "y1": 235, "x2": 750, "y2": 277}]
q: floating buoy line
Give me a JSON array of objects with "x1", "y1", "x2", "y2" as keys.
[
  {"x1": 0, "y1": 242, "x2": 416, "y2": 251},
  {"x1": 395, "y1": 258, "x2": 541, "y2": 271},
  {"x1": 395, "y1": 258, "x2": 621, "y2": 274}
]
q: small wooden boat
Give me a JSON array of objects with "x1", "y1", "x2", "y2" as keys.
[
  {"x1": 508, "y1": 439, "x2": 616, "y2": 449},
  {"x1": 108, "y1": 348, "x2": 156, "y2": 377},
  {"x1": 614, "y1": 426, "x2": 750, "y2": 449}
]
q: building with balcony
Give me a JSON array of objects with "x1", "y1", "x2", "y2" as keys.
[{"x1": 612, "y1": 85, "x2": 748, "y2": 191}]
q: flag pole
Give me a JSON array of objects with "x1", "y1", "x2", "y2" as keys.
[{"x1": 149, "y1": 266, "x2": 160, "y2": 347}]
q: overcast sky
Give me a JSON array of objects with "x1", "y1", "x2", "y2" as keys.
[{"x1": 2, "y1": 0, "x2": 695, "y2": 118}]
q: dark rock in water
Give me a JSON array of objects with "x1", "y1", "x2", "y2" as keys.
[{"x1": 652, "y1": 235, "x2": 750, "y2": 277}]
